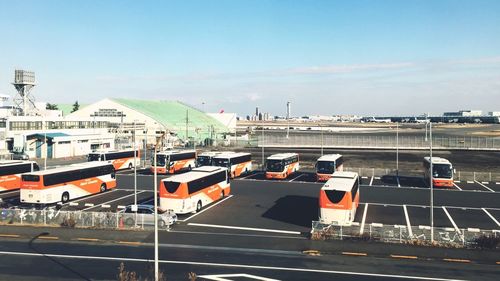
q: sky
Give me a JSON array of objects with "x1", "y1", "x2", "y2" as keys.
[{"x1": 0, "y1": 0, "x2": 499, "y2": 116}]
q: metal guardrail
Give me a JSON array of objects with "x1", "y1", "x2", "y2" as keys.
[
  {"x1": 311, "y1": 221, "x2": 500, "y2": 248},
  {"x1": 0, "y1": 208, "x2": 174, "y2": 230},
  {"x1": 251, "y1": 135, "x2": 500, "y2": 150}
]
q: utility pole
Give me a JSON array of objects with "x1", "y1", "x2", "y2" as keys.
[{"x1": 429, "y1": 122, "x2": 434, "y2": 243}]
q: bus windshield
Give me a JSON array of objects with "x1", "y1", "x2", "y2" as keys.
[
  {"x1": 213, "y1": 158, "x2": 230, "y2": 168},
  {"x1": 156, "y1": 154, "x2": 168, "y2": 167},
  {"x1": 197, "y1": 156, "x2": 212, "y2": 166},
  {"x1": 433, "y1": 164, "x2": 453, "y2": 179},
  {"x1": 88, "y1": 154, "x2": 101, "y2": 161},
  {"x1": 266, "y1": 160, "x2": 283, "y2": 172},
  {"x1": 163, "y1": 181, "x2": 181, "y2": 193},
  {"x1": 317, "y1": 161, "x2": 335, "y2": 174}
]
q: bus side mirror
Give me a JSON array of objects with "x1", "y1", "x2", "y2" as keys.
[{"x1": 453, "y1": 169, "x2": 456, "y2": 174}]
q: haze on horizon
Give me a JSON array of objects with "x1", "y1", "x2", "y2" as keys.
[{"x1": 0, "y1": 0, "x2": 499, "y2": 117}]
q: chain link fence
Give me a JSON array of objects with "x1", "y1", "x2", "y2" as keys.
[
  {"x1": 254, "y1": 134, "x2": 500, "y2": 150},
  {"x1": 0, "y1": 208, "x2": 175, "y2": 231},
  {"x1": 311, "y1": 221, "x2": 500, "y2": 249}
]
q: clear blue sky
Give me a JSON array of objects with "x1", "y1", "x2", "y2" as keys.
[{"x1": 1, "y1": 0, "x2": 499, "y2": 116}]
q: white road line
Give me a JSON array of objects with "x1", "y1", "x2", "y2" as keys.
[
  {"x1": 403, "y1": 205, "x2": 413, "y2": 237},
  {"x1": 240, "y1": 172, "x2": 263, "y2": 179},
  {"x1": 82, "y1": 191, "x2": 146, "y2": 211},
  {"x1": 474, "y1": 181, "x2": 494, "y2": 192},
  {"x1": 452, "y1": 183, "x2": 462, "y2": 191},
  {"x1": 289, "y1": 174, "x2": 305, "y2": 182},
  {"x1": 482, "y1": 208, "x2": 500, "y2": 227},
  {"x1": 374, "y1": 177, "x2": 381, "y2": 180},
  {"x1": 179, "y1": 195, "x2": 234, "y2": 222},
  {"x1": 361, "y1": 176, "x2": 368, "y2": 179},
  {"x1": 369, "y1": 176, "x2": 374, "y2": 186},
  {"x1": 84, "y1": 203, "x2": 94, "y2": 207},
  {"x1": 364, "y1": 202, "x2": 500, "y2": 211},
  {"x1": 69, "y1": 202, "x2": 79, "y2": 206},
  {"x1": 466, "y1": 181, "x2": 474, "y2": 184},
  {"x1": 187, "y1": 223, "x2": 301, "y2": 235},
  {"x1": 0, "y1": 251, "x2": 466, "y2": 281},
  {"x1": 496, "y1": 182, "x2": 500, "y2": 185},
  {"x1": 360, "y1": 203, "x2": 369, "y2": 234},
  {"x1": 442, "y1": 206, "x2": 461, "y2": 235}
]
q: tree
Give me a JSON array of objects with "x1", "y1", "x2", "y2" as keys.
[
  {"x1": 71, "y1": 101, "x2": 80, "y2": 113},
  {"x1": 46, "y1": 103, "x2": 58, "y2": 110}
]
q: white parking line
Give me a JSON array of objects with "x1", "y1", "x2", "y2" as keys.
[
  {"x1": 178, "y1": 195, "x2": 234, "y2": 222},
  {"x1": 442, "y1": 206, "x2": 461, "y2": 235},
  {"x1": 360, "y1": 203, "x2": 368, "y2": 234},
  {"x1": 365, "y1": 202, "x2": 500, "y2": 211},
  {"x1": 369, "y1": 176, "x2": 374, "y2": 186},
  {"x1": 289, "y1": 174, "x2": 305, "y2": 182},
  {"x1": 0, "y1": 251, "x2": 467, "y2": 281},
  {"x1": 240, "y1": 172, "x2": 263, "y2": 179},
  {"x1": 482, "y1": 208, "x2": 500, "y2": 227},
  {"x1": 452, "y1": 183, "x2": 462, "y2": 191},
  {"x1": 474, "y1": 181, "x2": 494, "y2": 192},
  {"x1": 403, "y1": 205, "x2": 413, "y2": 237},
  {"x1": 187, "y1": 223, "x2": 301, "y2": 235},
  {"x1": 82, "y1": 191, "x2": 147, "y2": 211}
]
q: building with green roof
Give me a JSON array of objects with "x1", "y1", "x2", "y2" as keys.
[{"x1": 66, "y1": 98, "x2": 230, "y2": 142}]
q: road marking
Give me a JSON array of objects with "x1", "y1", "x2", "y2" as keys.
[
  {"x1": 169, "y1": 230, "x2": 306, "y2": 240},
  {"x1": 396, "y1": 176, "x2": 401, "y2": 188},
  {"x1": 403, "y1": 205, "x2": 413, "y2": 238},
  {"x1": 466, "y1": 181, "x2": 474, "y2": 184},
  {"x1": 69, "y1": 202, "x2": 79, "y2": 206},
  {"x1": 482, "y1": 208, "x2": 500, "y2": 227},
  {"x1": 38, "y1": 236, "x2": 59, "y2": 240},
  {"x1": 374, "y1": 177, "x2": 381, "y2": 180},
  {"x1": 497, "y1": 182, "x2": 500, "y2": 185},
  {"x1": 369, "y1": 176, "x2": 374, "y2": 186},
  {"x1": 101, "y1": 204, "x2": 111, "y2": 208},
  {"x1": 442, "y1": 207, "x2": 461, "y2": 235},
  {"x1": 289, "y1": 174, "x2": 305, "y2": 182},
  {"x1": 118, "y1": 241, "x2": 142, "y2": 246},
  {"x1": 453, "y1": 181, "x2": 460, "y2": 183},
  {"x1": 179, "y1": 195, "x2": 234, "y2": 222},
  {"x1": 360, "y1": 203, "x2": 368, "y2": 234},
  {"x1": 76, "y1": 238, "x2": 99, "y2": 242},
  {"x1": 0, "y1": 250, "x2": 467, "y2": 281},
  {"x1": 117, "y1": 205, "x2": 126, "y2": 209},
  {"x1": 82, "y1": 191, "x2": 147, "y2": 211},
  {"x1": 443, "y1": 258, "x2": 470, "y2": 263},
  {"x1": 199, "y1": 273, "x2": 279, "y2": 281},
  {"x1": 187, "y1": 223, "x2": 301, "y2": 235},
  {"x1": 361, "y1": 176, "x2": 368, "y2": 179},
  {"x1": 240, "y1": 172, "x2": 263, "y2": 179},
  {"x1": 342, "y1": 252, "x2": 367, "y2": 256},
  {"x1": 452, "y1": 183, "x2": 462, "y2": 191},
  {"x1": 390, "y1": 255, "x2": 418, "y2": 260},
  {"x1": 481, "y1": 181, "x2": 489, "y2": 184},
  {"x1": 0, "y1": 234, "x2": 20, "y2": 238},
  {"x1": 474, "y1": 181, "x2": 494, "y2": 192},
  {"x1": 364, "y1": 202, "x2": 500, "y2": 211},
  {"x1": 84, "y1": 203, "x2": 94, "y2": 207}
]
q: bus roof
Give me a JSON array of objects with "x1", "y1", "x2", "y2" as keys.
[
  {"x1": 267, "y1": 153, "x2": 298, "y2": 160},
  {"x1": 25, "y1": 161, "x2": 113, "y2": 176},
  {"x1": 424, "y1": 157, "x2": 451, "y2": 165},
  {"x1": 198, "y1": 151, "x2": 229, "y2": 157},
  {"x1": 157, "y1": 150, "x2": 195, "y2": 156},
  {"x1": 89, "y1": 149, "x2": 137, "y2": 155},
  {"x1": 0, "y1": 160, "x2": 35, "y2": 167},
  {"x1": 213, "y1": 152, "x2": 250, "y2": 159},
  {"x1": 317, "y1": 154, "x2": 342, "y2": 162},
  {"x1": 321, "y1": 172, "x2": 358, "y2": 192},
  {"x1": 161, "y1": 166, "x2": 227, "y2": 183}
]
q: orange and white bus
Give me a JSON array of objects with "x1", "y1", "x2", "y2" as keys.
[
  {"x1": 88, "y1": 149, "x2": 140, "y2": 170},
  {"x1": 212, "y1": 152, "x2": 252, "y2": 178},
  {"x1": 265, "y1": 153, "x2": 299, "y2": 179},
  {"x1": 319, "y1": 172, "x2": 360, "y2": 225},
  {"x1": 0, "y1": 160, "x2": 39, "y2": 192},
  {"x1": 196, "y1": 151, "x2": 226, "y2": 167},
  {"x1": 316, "y1": 154, "x2": 344, "y2": 182},
  {"x1": 160, "y1": 166, "x2": 230, "y2": 214},
  {"x1": 423, "y1": 157, "x2": 454, "y2": 187},
  {"x1": 150, "y1": 150, "x2": 196, "y2": 174},
  {"x1": 20, "y1": 161, "x2": 116, "y2": 204}
]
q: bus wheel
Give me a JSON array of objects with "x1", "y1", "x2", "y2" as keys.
[
  {"x1": 220, "y1": 190, "x2": 225, "y2": 199},
  {"x1": 129, "y1": 163, "x2": 133, "y2": 169},
  {"x1": 188, "y1": 165, "x2": 192, "y2": 171},
  {"x1": 196, "y1": 201, "x2": 202, "y2": 212},
  {"x1": 61, "y1": 192, "x2": 70, "y2": 203},
  {"x1": 125, "y1": 218, "x2": 134, "y2": 226},
  {"x1": 100, "y1": 183, "x2": 107, "y2": 193}
]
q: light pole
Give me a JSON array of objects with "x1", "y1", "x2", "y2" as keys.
[
  {"x1": 320, "y1": 123, "x2": 324, "y2": 156},
  {"x1": 261, "y1": 125, "x2": 265, "y2": 171},
  {"x1": 429, "y1": 122, "x2": 434, "y2": 243},
  {"x1": 396, "y1": 122, "x2": 399, "y2": 185},
  {"x1": 44, "y1": 119, "x2": 47, "y2": 170},
  {"x1": 133, "y1": 120, "x2": 137, "y2": 210},
  {"x1": 153, "y1": 143, "x2": 159, "y2": 280}
]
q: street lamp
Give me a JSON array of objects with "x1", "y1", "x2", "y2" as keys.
[
  {"x1": 425, "y1": 121, "x2": 434, "y2": 243},
  {"x1": 396, "y1": 122, "x2": 399, "y2": 186}
]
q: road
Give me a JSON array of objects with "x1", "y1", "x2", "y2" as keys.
[{"x1": 0, "y1": 233, "x2": 498, "y2": 281}]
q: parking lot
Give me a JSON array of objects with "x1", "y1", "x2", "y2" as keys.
[{"x1": 1, "y1": 168, "x2": 500, "y2": 238}]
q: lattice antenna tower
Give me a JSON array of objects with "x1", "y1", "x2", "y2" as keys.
[{"x1": 12, "y1": 69, "x2": 38, "y2": 116}]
